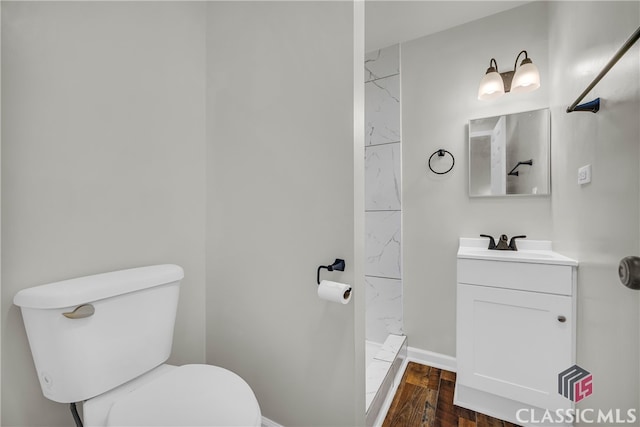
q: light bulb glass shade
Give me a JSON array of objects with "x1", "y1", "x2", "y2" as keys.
[
  {"x1": 511, "y1": 60, "x2": 540, "y2": 93},
  {"x1": 478, "y1": 70, "x2": 505, "y2": 100}
]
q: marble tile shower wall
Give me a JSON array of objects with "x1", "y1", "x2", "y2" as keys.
[{"x1": 364, "y1": 44, "x2": 403, "y2": 344}]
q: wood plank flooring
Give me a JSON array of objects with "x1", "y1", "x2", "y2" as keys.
[{"x1": 382, "y1": 362, "x2": 521, "y2": 427}]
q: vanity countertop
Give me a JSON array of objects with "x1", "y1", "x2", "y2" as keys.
[{"x1": 458, "y1": 238, "x2": 578, "y2": 266}]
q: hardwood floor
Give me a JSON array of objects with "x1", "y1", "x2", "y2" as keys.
[{"x1": 382, "y1": 362, "x2": 521, "y2": 427}]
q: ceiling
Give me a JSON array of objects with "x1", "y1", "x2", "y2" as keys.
[{"x1": 365, "y1": 0, "x2": 532, "y2": 52}]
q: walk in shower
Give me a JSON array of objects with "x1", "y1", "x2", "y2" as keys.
[{"x1": 364, "y1": 44, "x2": 407, "y2": 425}]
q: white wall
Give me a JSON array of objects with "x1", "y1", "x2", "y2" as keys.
[
  {"x1": 548, "y1": 1, "x2": 640, "y2": 420},
  {"x1": 401, "y1": 0, "x2": 640, "y2": 420},
  {"x1": 1, "y1": 3, "x2": 207, "y2": 425},
  {"x1": 401, "y1": 1, "x2": 551, "y2": 356},
  {"x1": 205, "y1": 2, "x2": 362, "y2": 426}
]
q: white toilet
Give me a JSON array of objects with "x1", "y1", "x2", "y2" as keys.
[{"x1": 13, "y1": 264, "x2": 261, "y2": 427}]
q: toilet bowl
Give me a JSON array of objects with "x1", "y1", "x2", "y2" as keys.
[
  {"x1": 84, "y1": 364, "x2": 261, "y2": 427},
  {"x1": 14, "y1": 265, "x2": 261, "y2": 427}
]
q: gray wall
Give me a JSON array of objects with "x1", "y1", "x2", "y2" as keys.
[
  {"x1": 2, "y1": 2, "x2": 363, "y2": 427},
  {"x1": 1, "y1": 2, "x2": 207, "y2": 425},
  {"x1": 402, "y1": 1, "x2": 551, "y2": 356},
  {"x1": 0, "y1": 3, "x2": 3, "y2": 423},
  {"x1": 401, "y1": 0, "x2": 640, "y2": 420},
  {"x1": 505, "y1": 110, "x2": 549, "y2": 195},
  {"x1": 548, "y1": 1, "x2": 640, "y2": 418},
  {"x1": 205, "y1": 2, "x2": 361, "y2": 426}
]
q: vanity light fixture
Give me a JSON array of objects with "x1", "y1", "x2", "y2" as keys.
[{"x1": 478, "y1": 50, "x2": 540, "y2": 100}]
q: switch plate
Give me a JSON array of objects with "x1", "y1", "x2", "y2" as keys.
[{"x1": 578, "y1": 164, "x2": 592, "y2": 185}]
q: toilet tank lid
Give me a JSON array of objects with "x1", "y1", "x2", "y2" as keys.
[{"x1": 14, "y1": 264, "x2": 184, "y2": 309}]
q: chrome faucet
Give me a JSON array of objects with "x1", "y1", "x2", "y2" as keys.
[{"x1": 480, "y1": 234, "x2": 527, "y2": 251}]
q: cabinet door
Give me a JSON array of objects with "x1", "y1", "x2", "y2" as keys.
[{"x1": 457, "y1": 284, "x2": 573, "y2": 410}]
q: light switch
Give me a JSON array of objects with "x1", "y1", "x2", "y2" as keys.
[{"x1": 578, "y1": 164, "x2": 592, "y2": 185}]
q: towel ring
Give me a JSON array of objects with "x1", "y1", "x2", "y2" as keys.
[{"x1": 428, "y1": 149, "x2": 455, "y2": 175}]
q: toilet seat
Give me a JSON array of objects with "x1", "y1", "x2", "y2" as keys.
[{"x1": 105, "y1": 364, "x2": 261, "y2": 427}]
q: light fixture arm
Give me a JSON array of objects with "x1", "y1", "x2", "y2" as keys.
[
  {"x1": 513, "y1": 50, "x2": 529, "y2": 71},
  {"x1": 488, "y1": 58, "x2": 499, "y2": 72}
]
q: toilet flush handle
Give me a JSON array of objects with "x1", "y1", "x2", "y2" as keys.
[{"x1": 62, "y1": 304, "x2": 95, "y2": 319}]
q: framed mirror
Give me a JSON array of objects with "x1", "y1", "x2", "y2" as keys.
[{"x1": 469, "y1": 108, "x2": 550, "y2": 197}]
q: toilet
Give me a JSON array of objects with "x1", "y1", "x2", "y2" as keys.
[{"x1": 13, "y1": 264, "x2": 261, "y2": 427}]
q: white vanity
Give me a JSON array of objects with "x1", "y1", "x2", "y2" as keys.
[{"x1": 455, "y1": 237, "x2": 578, "y2": 426}]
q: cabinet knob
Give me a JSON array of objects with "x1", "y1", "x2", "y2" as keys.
[{"x1": 557, "y1": 315, "x2": 567, "y2": 323}]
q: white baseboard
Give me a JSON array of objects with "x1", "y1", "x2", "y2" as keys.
[
  {"x1": 406, "y1": 346, "x2": 457, "y2": 372},
  {"x1": 261, "y1": 348, "x2": 455, "y2": 427},
  {"x1": 262, "y1": 416, "x2": 284, "y2": 427}
]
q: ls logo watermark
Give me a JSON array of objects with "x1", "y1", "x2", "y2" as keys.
[
  {"x1": 516, "y1": 365, "x2": 637, "y2": 424},
  {"x1": 558, "y1": 364, "x2": 593, "y2": 402}
]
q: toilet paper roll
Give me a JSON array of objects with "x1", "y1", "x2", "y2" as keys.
[{"x1": 318, "y1": 280, "x2": 352, "y2": 304}]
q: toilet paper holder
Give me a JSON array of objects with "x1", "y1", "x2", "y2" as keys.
[{"x1": 317, "y1": 259, "x2": 345, "y2": 285}]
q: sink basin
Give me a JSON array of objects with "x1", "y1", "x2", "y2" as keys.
[{"x1": 458, "y1": 238, "x2": 578, "y2": 266}]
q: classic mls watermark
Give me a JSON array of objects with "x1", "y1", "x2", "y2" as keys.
[
  {"x1": 515, "y1": 365, "x2": 638, "y2": 424},
  {"x1": 558, "y1": 364, "x2": 593, "y2": 402},
  {"x1": 516, "y1": 408, "x2": 638, "y2": 424}
]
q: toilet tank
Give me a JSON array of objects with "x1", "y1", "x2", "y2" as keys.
[{"x1": 13, "y1": 264, "x2": 183, "y2": 404}]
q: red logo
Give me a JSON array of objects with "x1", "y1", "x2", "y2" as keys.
[{"x1": 558, "y1": 365, "x2": 593, "y2": 402}]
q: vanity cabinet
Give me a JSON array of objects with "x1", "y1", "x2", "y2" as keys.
[{"x1": 455, "y1": 238, "x2": 578, "y2": 423}]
